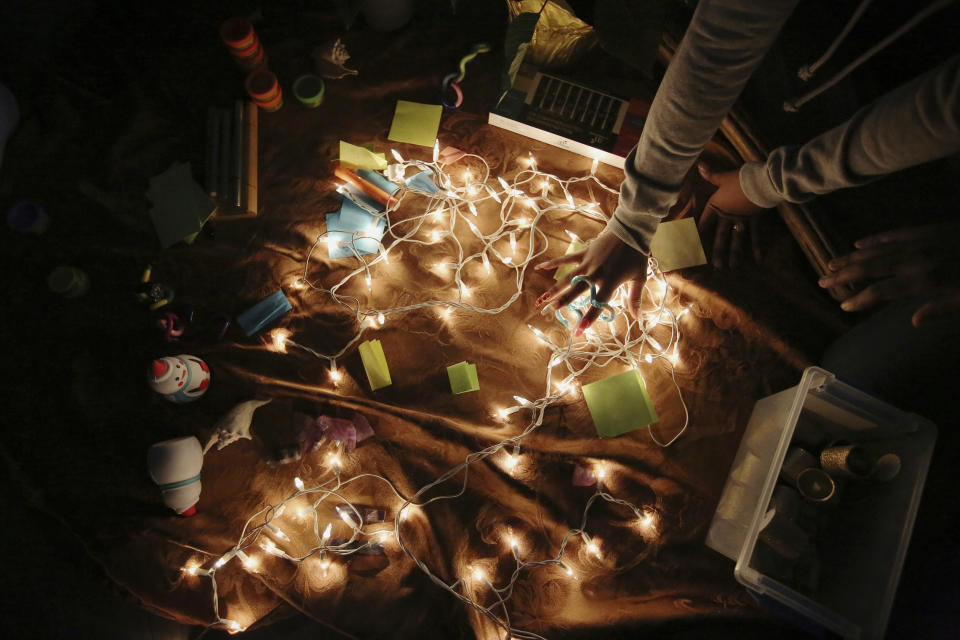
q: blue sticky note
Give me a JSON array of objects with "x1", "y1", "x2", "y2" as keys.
[
  {"x1": 236, "y1": 290, "x2": 293, "y2": 336},
  {"x1": 356, "y1": 169, "x2": 400, "y2": 196},
  {"x1": 405, "y1": 170, "x2": 438, "y2": 194},
  {"x1": 326, "y1": 213, "x2": 386, "y2": 258},
  {"x1": 339, "y1": 198, "x2": 380, "y2": 232}
]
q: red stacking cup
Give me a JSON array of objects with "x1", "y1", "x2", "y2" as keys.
[
  {"x1": 245, "y1": 70, "x2": 283, "y2": 112},
  {"x1": 220, "y1": 17, "x2": 267, "y2": 71}
]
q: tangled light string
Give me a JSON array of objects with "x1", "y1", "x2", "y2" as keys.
[{"x1": 186, "y1": 144, "x2": 693, "y2": 637}]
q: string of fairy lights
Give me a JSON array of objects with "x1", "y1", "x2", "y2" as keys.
[{"x1": 183, "y1": 142, "x2": 693, "y2": 637}]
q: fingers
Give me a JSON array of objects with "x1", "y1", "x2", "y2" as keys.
[
  {"x1": 854, "y1": 225, "x2": 937, "y2": 249},
  {"x1": 912, "y1": 291, "x2": 960, "y2": 327},
  {"x1": 750, "y1": 216, "x2": 764, "y2": 263},
  {"x1": 837, "y1": 277, "x2": 906, "y2": 312},
  {"x1": 575, "y1": 279, "x2": 617, "y2": 336},
  {"x1": 539, "y1": 277, "x2": 590, "y2": 314},
  {"x1": 625, "y1": 278, "x2": 645, "y2": 318},
  {"x1": 698, "y1": 204, "x2": 718, "y2": 246},
  {"x1": 728, "y1": 221, "x2": 745, "y2": 270},
  {"x1": 534, "y1": 249, "x2": 587, "y2": 271},
  {"x1": 712, "y1": 218, "x2": 733, "y2": 269},
  {"x1": 697, "y1": 161, "x2": 719, "y2": 186}
]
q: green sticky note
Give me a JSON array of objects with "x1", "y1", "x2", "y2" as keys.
[
  {"x1": 387, "y1": 100, "x2": 442, "y2": 147},
  {"x1": 582, "y1": 369, "x2": 659, "y2": 438},
  {"x1": 554, "y1": 239, "x2": 586, "y2": 281},
  {"x1": 447, "y1": 361, "x2": 479, "y2": 394},
  {"x1": 340, "y1": 140, "x2": 387, "y2": 171},
  {"x1": 147, "y1": 162, "x2": 215, "y2": 248},
  {"x1": 358, "y1": 339, "x2": 392, "y2": 390},
  {"x1": 649, "y1": 218, "x2": 707, "y2": 272}
]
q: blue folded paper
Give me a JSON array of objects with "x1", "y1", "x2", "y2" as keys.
[
  {"x1": 405, "y1": 170, "x2": 438, "y2": 194},
  {"x1": 327, "y1": 184, "x2": 389, "y2": 258},
  {"x1": 236, "y1": 289, "x2": 293, "y2": 336}
]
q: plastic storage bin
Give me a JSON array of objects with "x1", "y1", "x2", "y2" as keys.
[{"x1": 706, "y1": 367, "x2": 936, "y2": 639}]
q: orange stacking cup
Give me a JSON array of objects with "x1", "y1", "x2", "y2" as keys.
[
  {"x1": 245, "y1": 70, "x2": 283, "y2": 111},
  {"x1": 220, "y1": 18, "x2": 267, "y2": 71}
]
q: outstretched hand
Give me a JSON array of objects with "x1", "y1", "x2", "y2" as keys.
[
  {"x1": 534, "y1": 229, "x2": 648, "y2": 335},
  {"x1": 818, "y1": 222, "x2": 960, "y2": 327},
  {"x1": 697, "y1": 162, "x2": 768, "y2": 268}
]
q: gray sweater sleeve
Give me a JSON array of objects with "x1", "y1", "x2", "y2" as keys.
[
  {"x1": 609, "y1": 0, "x2": 800, "y2": 254},
  {"x1": 740, "y1": 53, "x2": 960, "y2": 207}
]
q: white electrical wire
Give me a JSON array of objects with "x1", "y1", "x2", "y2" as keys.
[{"x1": 187, "y1": 148, "x2": 693, "y2": 637}]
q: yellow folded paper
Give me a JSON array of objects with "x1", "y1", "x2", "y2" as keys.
[{"x1": 339, "y1": 140, "x2": 387, "y2": 171}]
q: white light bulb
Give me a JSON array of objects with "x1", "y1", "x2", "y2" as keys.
[
  {"x1": 482, "y1": 253, "x2": 491, "y2": 273},
  {"x1": 586, "y1": 540, "x2": 600, "y2": 556},
  {"x1": 328, "y1": 452, "x2": 342, "y2": 468},
  {"x1": 329, "y1": 366, "x2": 342, "y2": 383},
  {"x1": 339, "y1": 509, "x2": 359, "y2": 528},
  {"x1": 468, "y1": 202, "x2": 478, "y2": 216},
  {"x1": 490, "y1": 189, "x2": 501, "y2": 203},
  {"x1": 431, "y1": 230, "x2": 441, "y2": 242},
  {"x1": 432, "y1": 139, "x2": 439, "y2": 162},
  {"x1": 322, "y1": 523, "x2": 332, "y2": 543},
  {"x1": 565, "y1": 193, "x2": 574, "y2": 207},
  {"x1": 294, "y1": 477, "x2": 305, "y2": 491},
  {"x1": 214, "y1": 555, "x2": 229, "y2": 569},
  {"x1": 390, "y1": 149, "x2": 404, "y2": 163},
  {"x1": 512, "y1": 395, "x2": 530, "y2": 406},
  {"x1": 365, "y1": 275, "x2": 372, "y2": 290},
  {"x1": 326, "y1": 236, "x2": 338, "y2": 250},
  {"x1": 268, "y1": 328, "x2": 290, "y2": 353},
  {"x1": 509, "y1": 232, "x2": 517, "y2": 253},
  {"x1": 472, "y1": 567, "x2": 486, "y2": 582},
  {"x1": 590, "y1": 157, "x2": 599, "y2": 174},
  {"x1": 467, "y1": 220, "x2": 479, "y2": 235}
]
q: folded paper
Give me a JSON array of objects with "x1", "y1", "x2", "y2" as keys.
[
  {"x1": 339, "y1": 140, "x2": 387, "y2": 170},
  {"x1": 236, "y1": 290, "x2": 293, "y2": 336},
  {"x1": 147, "y1": 162, "x2": 215, "y2": 248},
  {"x1": 357, "y1": 169, "x2": 401, "y2": 196},
  {"x1": 554, "y1": 238, "x2": 586, "y2": 281},
  {"x1": 582, "y1": 369, "x2": 659, "y2": 438},
  {"x1": 387, "y1": 100, "x2": 442, "y2": 147},
  {"x1": 649, "y1": 218, "x2": 707, "y2": 272},
  {"x1": 359, "y1": 339, "x2": 392, "y2": 390},
  {"x1": 447, "y1": 361, "x2": 479, "y2": 394},
  {"x1": 406, "y1": 170, "x2": 439, "y2": 194}
]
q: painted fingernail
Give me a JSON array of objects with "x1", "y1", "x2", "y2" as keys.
[
  {"x1": 574, "y1": 319, "x2": 588, "y2": 336},
  {"x1": 534, "y1": 262, "x2": 550, "y2": 270}
]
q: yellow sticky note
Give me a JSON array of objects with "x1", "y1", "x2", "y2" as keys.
[
  {"x1": 358, "y1": 339, "x2": 392, "y2": 390},
  {"x1": 387, "y1": 100, "x2": 442, "y2": 147},
  {"x1": 554, "y1": 239, "x2": 586, "y2": 281},
  {"x1": 339, "y1": 141, "x2": 387, "y2": 171},
  {"x1": 649, "y1": 218, "x2": 707, "y2": 272}
]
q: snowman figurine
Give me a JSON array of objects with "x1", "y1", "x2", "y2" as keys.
[{"x1": 150, "y1": 354, "x2": 211, "y2": 403}]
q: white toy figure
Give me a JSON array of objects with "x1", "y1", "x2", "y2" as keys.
[
  {"x1": 150, "y1": 354, "x2": 211, "y2": 403},
  {"x1": 147, "y1": 436, "x2": 203, "y2": 516}
]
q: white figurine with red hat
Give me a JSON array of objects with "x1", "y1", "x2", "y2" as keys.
[{"x1": 150, "y1": 354, "x2": 211, "y2": 403}]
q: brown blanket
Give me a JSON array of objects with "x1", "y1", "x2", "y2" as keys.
[{"x1": 1, "y1": 5, "x2": 849, "y2": 639}]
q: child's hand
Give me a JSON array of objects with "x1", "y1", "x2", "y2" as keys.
[{"x1": 819, "y1": 222, "x2": 960, "y2": 326}]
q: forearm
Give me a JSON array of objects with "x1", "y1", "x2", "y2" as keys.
[
  {"x1": 740, "y1": 54, "x2": 960, "y2": 207},
  {"x1": 610, "y1": 0, "x2": 800, "y2": 253}
]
